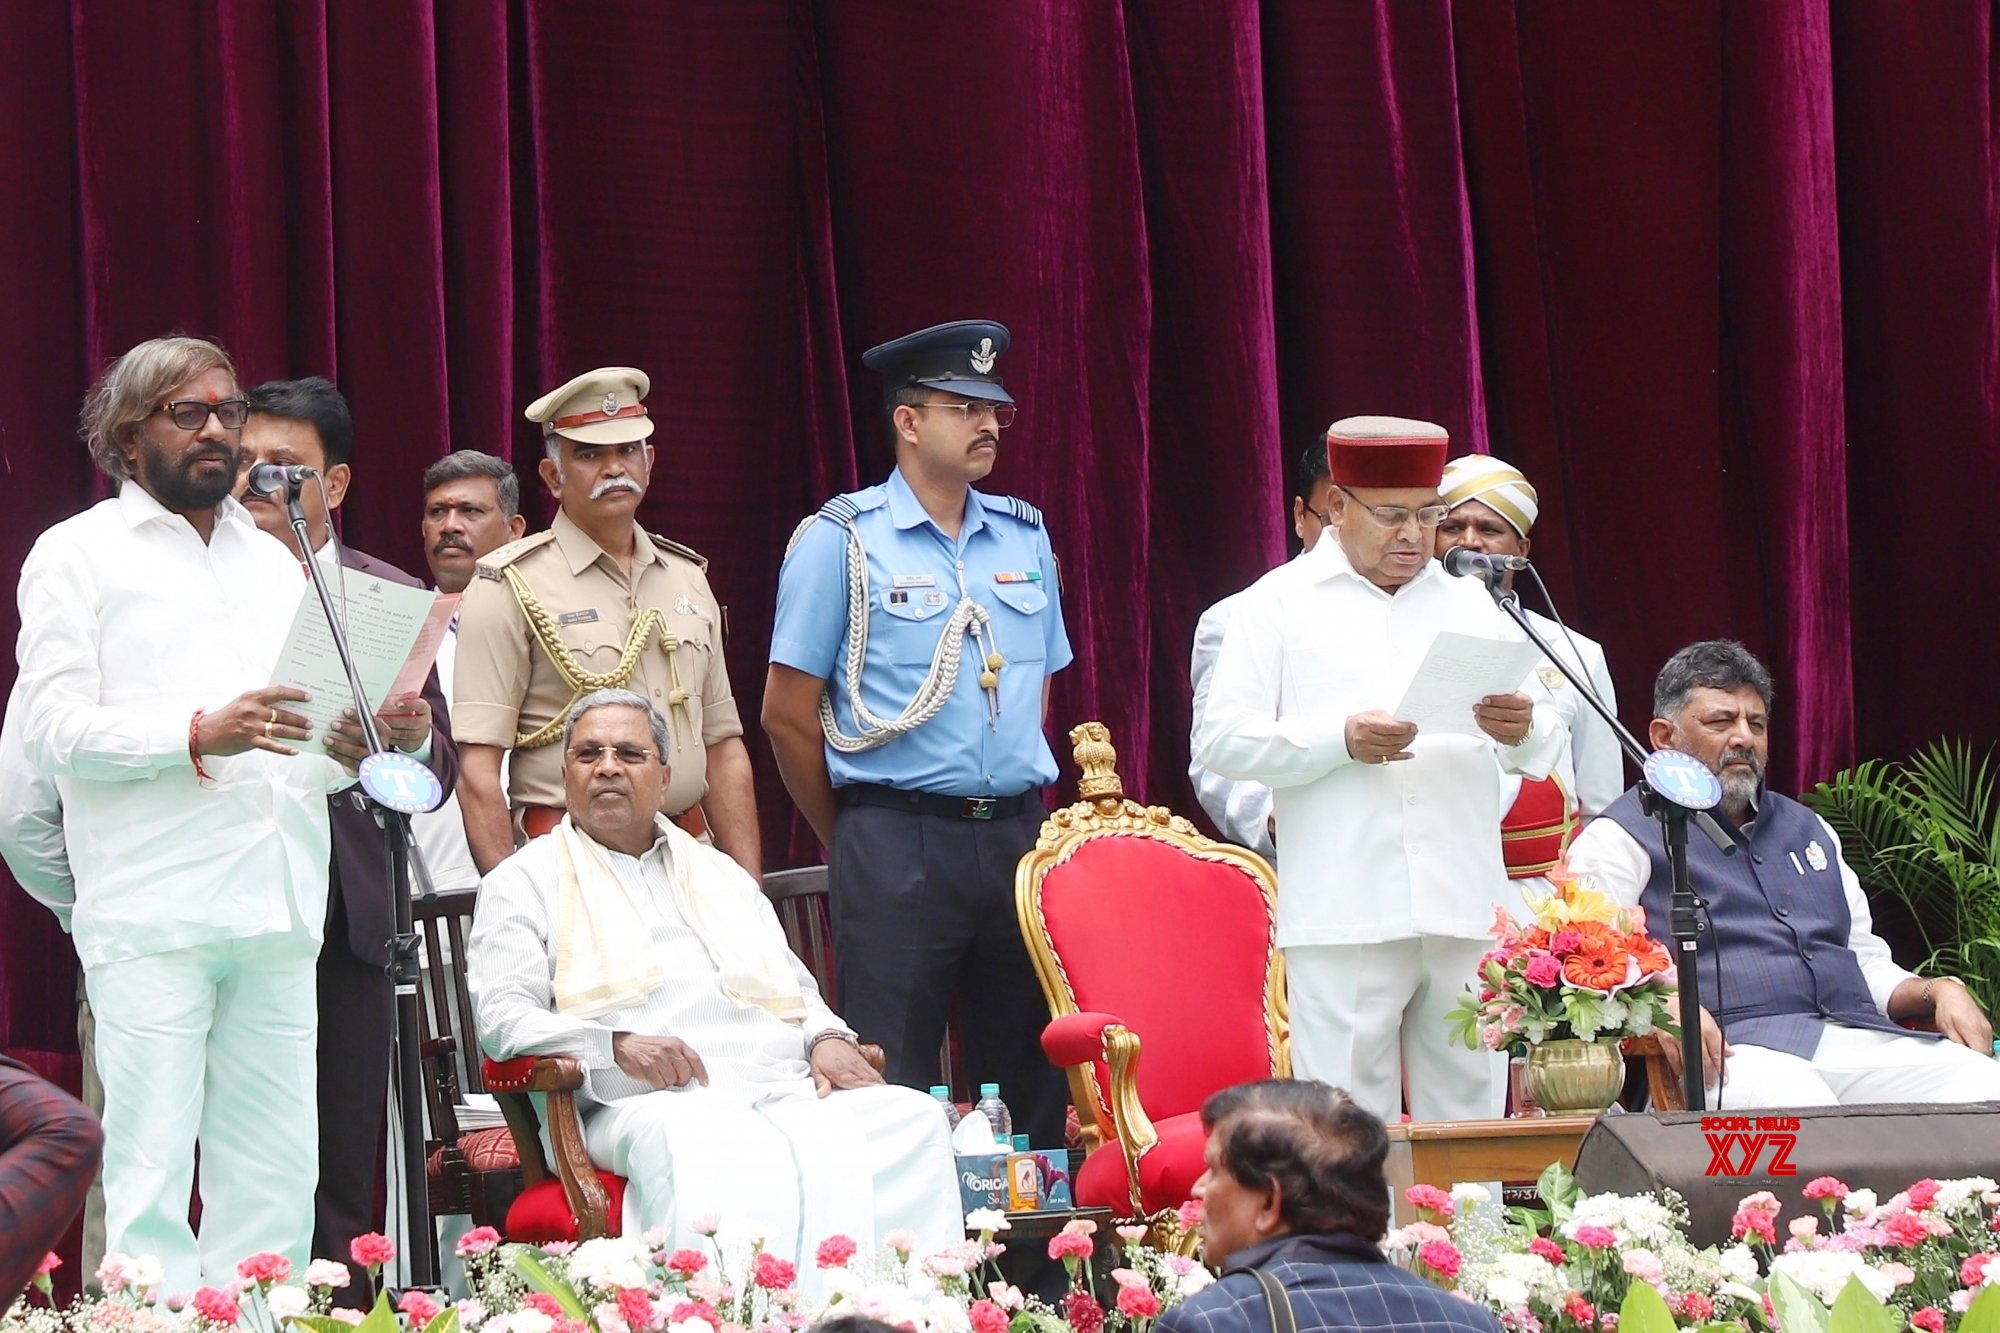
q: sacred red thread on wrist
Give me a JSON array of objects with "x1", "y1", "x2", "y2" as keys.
[{"x1": 188, "y1": 708, "x2": 214, "y2": 785}]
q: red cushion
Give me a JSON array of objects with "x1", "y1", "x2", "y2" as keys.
[
  {"x1": 1071, "y1": 1111, "x2": 1208, "y2": 1214},
  {"x1": 460, "y1": 1126, "x2": 519, "y2": 1172},
  {"x1": 504, "y1": 1172, "x2": 628, "y2": 1242},
  {"x1": 1036, "y1": 836, "x2": 1276, "y2": 1122}
]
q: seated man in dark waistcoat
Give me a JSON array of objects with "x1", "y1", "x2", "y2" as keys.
[{"x1": 1567, "y1": 640, "x2": 2000, "y2": 1109}]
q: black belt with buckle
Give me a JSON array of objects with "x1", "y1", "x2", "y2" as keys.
[{"x1": 840, "y1": 783, "x2": 1043, "y2": 821}]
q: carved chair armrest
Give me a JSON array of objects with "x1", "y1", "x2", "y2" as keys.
[
  {"x1": 482, "y1": 1055, "x2": 611, "y2": 1235},
  {"x1": 485, "y1": 1054, "x2": 586, "y2": 1093},
  {"x1": 1042, "y1": 1013, "x2": 1158, "y2": 1215}
]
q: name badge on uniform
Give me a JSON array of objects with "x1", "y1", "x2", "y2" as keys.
[
  {"x1": 1805, "y1": 840, "x2": 1828, "y2": 871},
  {"x1": 674, "y1": 593, "x2": 705, "y2": 616},
  {"x1": 893, "y1": 573, "x2": 936, "y2": 588},
  {"x1": 993, "y1": 571, "x2": 1042, "y2": 584},
  {"x1": 558, "y1": 608, "x2": 599, "y2": 625}
]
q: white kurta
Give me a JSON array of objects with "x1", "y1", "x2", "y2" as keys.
[
  {"x1": 469, "y1": 829, "x2": 960, "y2": 1267},
  {"x1": 1194, "y1": 540, "x2": 1568, "y2": 1121},
  {"x1": 1187, "y1": 589, "x2": 1275, "y2": 858}
]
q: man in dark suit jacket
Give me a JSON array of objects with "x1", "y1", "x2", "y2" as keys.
[
  {"x1": 1158, "y1": 1080, "x2": 1501, "y2": 1333},
  {"x1": 241, "y1": 379, "x2": 459, "y2": 1292}
]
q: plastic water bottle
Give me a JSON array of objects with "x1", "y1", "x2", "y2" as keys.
[
  {"x1": 930, "y1": 1084, "x2": 961, "y2": 1129},
  {"x1": 974, "y1": 1083, "x2": 1013, "y2": 1141}
]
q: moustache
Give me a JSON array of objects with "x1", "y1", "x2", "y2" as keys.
[
  {"x1": 432, "y1": 536, "x2": 473, "y2": 555},
  {"x1": 1719, "y1": 747, "x2": 1765, "y2": 780},
  {"x1": 590, "y1": 476, "x2": 643, "y2": 500}
]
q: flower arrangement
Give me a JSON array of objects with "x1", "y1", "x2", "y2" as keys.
[
  {"x1": 4, "y1": 1205, "x2": 1211, "y2": 1333},
  {"x1": 1447, "y1": 868, "x2": 1679, "y2": 1058},
  {"x1": 1388, "y1": 1163, "x2": 2000, "y2": 1333}
]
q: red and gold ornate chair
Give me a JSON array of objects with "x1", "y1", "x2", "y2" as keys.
[{"x1": 1015, "y1": 722, "x2": 1287, "y2": 1218}]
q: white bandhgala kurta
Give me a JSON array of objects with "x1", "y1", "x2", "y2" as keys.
[
  {"x1": 12, "y1": 484, "x2": 351, "y2": 1293},
  {"x1": 469, "y1": 827, "x2": 960, "y2": 1268},
  {"x1": 1194, "y1": 539, "x2": 1568, "y2": 1122}
]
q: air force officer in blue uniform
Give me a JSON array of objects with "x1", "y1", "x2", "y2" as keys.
[{"x1": 763, "y1": 320, "x2": 1071, "y2": 1146}]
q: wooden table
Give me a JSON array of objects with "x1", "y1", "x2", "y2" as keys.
[{"x1": 1384, "y1": 1115, "x2": 1598, "y2": 1222}]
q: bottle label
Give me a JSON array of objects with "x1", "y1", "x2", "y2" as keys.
[{"x1": 1005, "y1": 1151, "x2": 1041, "y2": 1210}]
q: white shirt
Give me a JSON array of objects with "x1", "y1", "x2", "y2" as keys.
[
  {"x1": 470, "y1": 827, "x2": 850, "y2": 1108},
  {"x1": 1508, "y1": 609, "x2": 1624, "y2": 820},
  {"x1": 1187, "y1": 589, "x2": 1274, "y2": 858},
  {"x1": 12, "y1": 484, "x2": 351, "y2": 967},
  {"x1": 409, "y1": 610, "x2": 481, "y2": 892},
  {"x1": 1194, "y1": 538, "x2": 1568, "y2": 946},
  {"x1": 1565, "y1": 809, "x2": 1916, "y2": 1014},
  {"x1": 0, "y1": 679, "x2": 72, "y2": 928}
]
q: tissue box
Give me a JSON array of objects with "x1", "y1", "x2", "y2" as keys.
[{"x1": 956, "y1": 1151, "x2": 1009, "y2": 1212}]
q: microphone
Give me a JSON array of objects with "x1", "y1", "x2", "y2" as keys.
[
  {"x1": 1442, "y1": 545, "x2": 1528, "y2": 587},
  {"x1": 245, "y1": 463, "x2": 318, "y2": 497}
]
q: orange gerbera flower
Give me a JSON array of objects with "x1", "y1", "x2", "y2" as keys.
[
  {"x1": 1523, "y1": 925, "x2": 1552, "y2": 950},
  {"x1": 1629, "y1": 933, "x2": 1672, "y2": 977},
  {"x1": 1561, "y1": 921, "x2": 1632, "y2": 990}
]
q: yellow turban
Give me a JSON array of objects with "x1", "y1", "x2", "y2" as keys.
[{"x1": 1439, "y1": 454, "x2": 1538, "y2": 537}]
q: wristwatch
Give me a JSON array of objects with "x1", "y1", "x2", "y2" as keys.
[{"x1": 807, "y1": 1028, "x2": 858, "y2": 1056}]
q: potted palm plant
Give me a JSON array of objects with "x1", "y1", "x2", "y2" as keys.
[{"x1": 1803, "y1": 740, "x2": 2000, "y2": 1019}]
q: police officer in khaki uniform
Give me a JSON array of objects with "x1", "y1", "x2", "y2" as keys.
[{"x1": 452, "y1": 367, "x2": 760, "y2": 876}]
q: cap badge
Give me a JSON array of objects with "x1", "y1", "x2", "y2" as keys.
[
  {"x1": 601, "y1": 391, "x2": 620, "y2": 416},
  {"x1": 970, "y1": 338, "x2": 996, "y2": 374}
]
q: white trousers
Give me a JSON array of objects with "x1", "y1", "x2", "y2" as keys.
[
  {"x1": 584, "y1": 1079, "x2": 959, "y2": 1283},
  {"x1": 1286, "y1": 938, "x2": 1506, "y2": 1124},
  {"x1": 86, "y1": 930, "x2": 320, "y2": 1296},
  {"x1": 1701, "y1": 1024, "x2": 2000, "y2": 1110}
]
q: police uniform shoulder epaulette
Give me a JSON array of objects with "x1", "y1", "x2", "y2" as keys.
[
  {"x1": 473, "y1": 528, "x2": 558, "y2": 579},
  {"x1": 993, "y1": 495, "x2": 1044, "y2": 527},
  {"x1": 645, "y1": 530, "x2": 709, "y2": 571}
]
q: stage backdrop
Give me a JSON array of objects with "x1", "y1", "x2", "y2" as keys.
[{"x1": 3, "y1": 1, "x2": 1997, "y2": 1070}]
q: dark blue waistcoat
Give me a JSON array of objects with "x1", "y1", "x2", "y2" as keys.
[{"x1": 1601, "y1": 787, "x2": 1919, "y2": 1059}]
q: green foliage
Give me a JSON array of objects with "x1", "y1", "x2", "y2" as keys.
[
  {"x1": 1617, "y1": 1279, "x2": 1681, "y2": 1333},
  {"x1": 1827, "y1": 1277, "x2": 1903, "y2": 1333},
  {"x1": 514, "y1": 1252, "x2": 590, "y2": 1321},
  {"x1": 1768, "y1": 1270, "x2": 1831, "y2": 1333},
  {"x1": 1963, "y1": 1284, "x2": 2000, "y2": 1333},
  {"x1": 355, "y1": 1293, "x2": 402, "y2": 1333},
  {"x1": 1805, "y1": 740, "x2": 2000, "y2": 1016}
]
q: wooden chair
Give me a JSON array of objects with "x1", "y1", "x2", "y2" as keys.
[
  {"x1": 413, "y1": 889, "x2": 522, "y2": 1229},
  {"x1": 481, "y1": 864, "x2": 885, "y2": 1242},
  {"x1": 1015, "y1": 722, "x2": 1288, "y2": 1217}
]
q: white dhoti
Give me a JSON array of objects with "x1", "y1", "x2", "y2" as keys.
[
  {"x1": 1286, "y1": 937, "x2": 1506, "y2": 1124},
  {"x1": 1697, "y1": 1024, "x2": 2000, "y2": 1110},
  {"x1": 584, "y1": 1078, "x2": 959, "y2": 1279}
]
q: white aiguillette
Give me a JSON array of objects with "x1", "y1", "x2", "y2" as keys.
[
  {"x1": 1393, "y1": 630, "x2": 1546, "y2": 736},
  {"x1": 266, "y1": 569, "x2": 459, "y2": 758}
]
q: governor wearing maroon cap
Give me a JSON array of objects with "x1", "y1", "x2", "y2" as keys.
[{"x1": 1194, "y1": 416, "x2": 1569, "y2": 1124}]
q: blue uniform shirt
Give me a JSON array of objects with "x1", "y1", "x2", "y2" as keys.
[{"x1": 770, "y1": 467, "x2": 1072, "y2": 797}]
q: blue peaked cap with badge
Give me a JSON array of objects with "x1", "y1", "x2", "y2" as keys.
[{"x1": 861, "y1": 320, "x2": 1014, "y2": 406}]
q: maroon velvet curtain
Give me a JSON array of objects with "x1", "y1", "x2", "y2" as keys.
[{"x1": 4, "y1": 1, "x2": 1998, "y2": 1078}]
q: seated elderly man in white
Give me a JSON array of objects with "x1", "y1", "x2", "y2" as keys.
[{"x1": 469, "y1": 688, "x2": 959, "y2": 1258}]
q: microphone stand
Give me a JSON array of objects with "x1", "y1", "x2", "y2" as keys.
[
  {"x1": 283, "y1": 484, "x2": 439, "y2": 1288},
  {"x1": 1472, "y1": 568, "x2": 1734, "y2": 1112}
]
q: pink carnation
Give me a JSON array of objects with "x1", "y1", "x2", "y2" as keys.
[
  {"x1": 1908, "y1": 1179, "x2": 1941, "y2": 1211},
  {"x1": 1527, "y1": 1238, "x2": 1565, "y2": 1265},
  {"x1": 235, "y1": 1254, "x2": 291, "y2": 1286},
  {"x1": 349, "y1": 1233, "x2": 396, "y2": 1269},
  {"x1": 1572, "y1": 1226, "x2": 1617, "y2": 1250},
  {"x1": 668, "y1": 1249, "x2": 709, "y2": 1277},
  {"x1": 35, "y1": 1253, "x2": 61, "y2": 1278},
  {"x1": 617, "y1": 1288, "x2": 657, "y2": 1333},
  {"x1": 1523, "y1": 955, "x2": 1562, "y2": 988},
  {"x1": 1912, "y1": 1307, "x2": 1946, "y2": 1333},
  {"x1": 524, "y1": 1294, "x2": 565, "y2": 1318},
  {"x1": 750, "y1": 1254, "x2": 796, "y2": 1291},
  {"x1": 1564, "y1": 1295, "x2": 1595, "y2": 1325},
  {"x1": 967, "y1": 1301, "x2": 1009, "y2": 1333},
  {"x1": 1731, "y1": 1209, "x2": 1778, "y2": 1246},
  {"x1": 1803, "y1": 1176, "x2": 1850, "y2": 1202},
  {"x1": 1883, "y1": 1213, "x2": 1931, "y2": 1248},
  {"x1": 1961, "y1": 1253, "x2": 1997, "y2": 1289},
  {"x1": 398, "y1": 1291, "x2": 442, "y2": 1330},
  {"x1": 1550, "y1": 929, "x2": 1583, "y2": 955},
  {"x1": 191, "y1": 1288, "x2": 241, "y2": 1326},
  {"x1": 1064, "y1": 1292, "x2": 1104, "y2": 1333},
  {"x1": 1405, "y1": 1185, "x2": 1456, "y2": 1217},
  {"x1": 1176, "y1": 1199, "x2": 1203, "y2": 1230},
  {"x1": 457, "y1": 1226, "x2": 503, "y2": 1258},
  {"x1": 1116, "y1": 1288, "x2": 1163, "y2": 1319},
  {"x1": 1678, "y1": 1293, "x2": 1713, "y2": 1322},
  {"x1": 1048, "y1": 1232, "x2": 1095, "y2": 1261},
  {"x1": 1417, "y1": 1241, "x2": 1462, "y2": 1280},
  {"x1": 815, "y1": 1236, "x2": 858, "y2": 1269},
  {"x1": 670, "y1": 1303, "x2": 720, "y2": 1331}
]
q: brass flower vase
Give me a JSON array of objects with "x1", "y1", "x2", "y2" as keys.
[{"x1": 1524, "y1": 1038, "x2": 1624, "y2": 1113}]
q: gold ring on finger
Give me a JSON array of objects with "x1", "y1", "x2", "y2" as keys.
[{"x1": 265, "y1": 719, "x2": 275, "y2": 738}]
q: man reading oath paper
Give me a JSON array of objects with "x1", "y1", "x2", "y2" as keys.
[
  {"x1": 1195, "y1": 418, "x2": 1568, "y2": 1124},
  {"x1": 469, "y1": 690, "x2": 958, "y2": 1264}
]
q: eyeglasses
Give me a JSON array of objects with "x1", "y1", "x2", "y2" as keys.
[
  {"x1": 566, "y1": 744, "x2": 658, "y2": 767},
  {"x1": 917, "y1": 400, "x2": 1018, "y2": 428},
  {"x1": 1307, "y1": 508, "x2": 1333, "y2": 528},
  {"x1": 1338, "y1": 487, "x2": 1449, "y2": 530},
  {"x1": 151, "y1": 398, "x2": 251, "y2": 431}
]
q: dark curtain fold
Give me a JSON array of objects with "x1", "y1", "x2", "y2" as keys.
[{"x1": 5, "y1": 1, "x2": 1998, "y2": 1071}]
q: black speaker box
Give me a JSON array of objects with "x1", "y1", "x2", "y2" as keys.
[{"x1": 1572, "y1": 1103, "x2": 2000, "y2": 1247}]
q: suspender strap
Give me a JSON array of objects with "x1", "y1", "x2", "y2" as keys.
[{"x1": 1226, "y1": 1268, "x2": 1298, "y2": 1333}]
